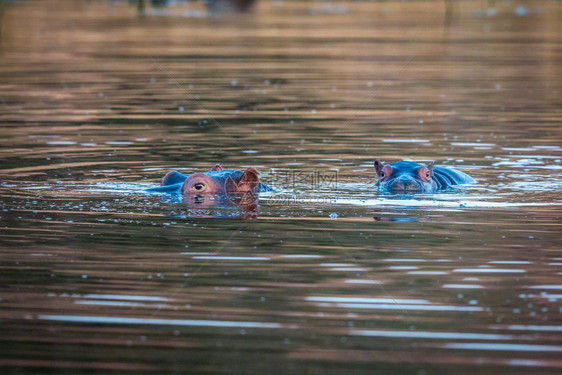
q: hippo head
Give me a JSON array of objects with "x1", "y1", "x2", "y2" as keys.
[
  {"x1": 374, "y1": 160, "x2": 438, "y2": 194},
  {"x1": 181, "y1": 164, "x2": 260, "y2": 204}
]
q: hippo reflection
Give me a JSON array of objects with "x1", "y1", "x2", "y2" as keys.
[
  {"x1": 205, "y1": 0, "x2": 256, "y2": 14},
  {"x1": 374, "y1": 160, "x2": 475, "y2": 194}
]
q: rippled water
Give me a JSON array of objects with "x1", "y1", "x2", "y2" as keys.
[{"x1": 1, "y1": 0, "x2": 561, "y2": 373}]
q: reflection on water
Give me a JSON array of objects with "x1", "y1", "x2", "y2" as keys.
[{"x1": 1, "y1": 0, "x2": 562, "y2": 374}]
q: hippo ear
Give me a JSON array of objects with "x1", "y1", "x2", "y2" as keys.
[
  {"x1": 210, "y1": 164, "x2": 223, "y2": 172},
  {"x1": 239, "y1": 167, "x2": 260, "y2": 190},
  {"x1": 374, "y1": 159, "x2": 385, "y2": 175},
  {"x1": 427, "y1": 161, "x2": 435, "y2": 176}
]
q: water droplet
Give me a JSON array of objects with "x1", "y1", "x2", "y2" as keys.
[{"x1": 515, "y1": 6, "x2": 529, "y2": 17}]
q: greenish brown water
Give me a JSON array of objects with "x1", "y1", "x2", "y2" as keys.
[{"x1": 1, "y1": 0, "x2": 561, "y2": 374}]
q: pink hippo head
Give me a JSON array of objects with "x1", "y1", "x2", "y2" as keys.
[{"x1": 181, "y1": 164, "x2": 261, "y2": 204}]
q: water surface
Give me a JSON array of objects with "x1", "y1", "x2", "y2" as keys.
[{"x1": 1, "y1": 0, "x2": 561, "y2": 374}]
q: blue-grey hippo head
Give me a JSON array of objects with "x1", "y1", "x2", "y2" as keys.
[
  {"x1": 375, "y1": 160, "x2": 437, "y2": 194},
  {"x1": 374, "y1": 159, "x2": 475, "y2": 194}
]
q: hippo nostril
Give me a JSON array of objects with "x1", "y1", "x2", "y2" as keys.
[{"x1": 194, "y1": 183, "x2": 205, "y2": 191}]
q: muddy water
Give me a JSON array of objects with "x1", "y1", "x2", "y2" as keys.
[{"x1": 1, "y1": 0, "x2": 561, "y2": 374}]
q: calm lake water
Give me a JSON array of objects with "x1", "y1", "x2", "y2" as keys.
[{"x1": 1, "y1": 0, "x2": 561, "y2": 374}]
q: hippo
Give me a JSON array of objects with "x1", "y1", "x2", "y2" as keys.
[
  {"x1": 374, "y1": 159, "x2": 475, "y2": 194},
  {"x1": 147, "y1": 164, "x2": 273, "y2": 204}
]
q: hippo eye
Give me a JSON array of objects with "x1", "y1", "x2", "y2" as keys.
[
  {"x1": 379, "y1": 166, "x2": 392, "y2": 181},
  {"x1": 194, "y1": 183, "x2": 204, "y2": 190}
]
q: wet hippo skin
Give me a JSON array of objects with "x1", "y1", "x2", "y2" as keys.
[
  {"x1": 374, "y1": 159, "x2": 475, "y2": 194},
  {"x1": 147, "y1": 164, "x2": 273, "y2": 201}
]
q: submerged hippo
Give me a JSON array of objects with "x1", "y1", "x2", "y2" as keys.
[
  {"x1": 374, "y1": 160, "x2": 475, "y2": 194},
  {"x1": 147, "y1": 164, "x2": 273, "y2": 204}
]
